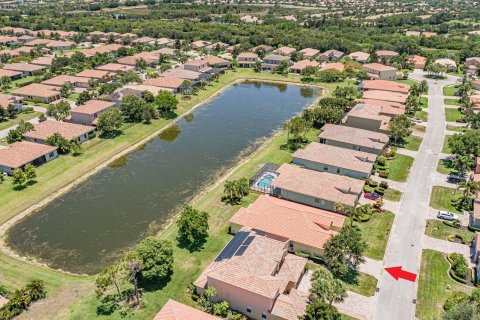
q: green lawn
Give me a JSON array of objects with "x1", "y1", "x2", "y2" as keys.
[
  {"x1": 415, "y1": 110, "x2": 428, "y2": 122},
  {"x1": 437, "y1": 159, "x2": 457, "y2": 175},
  {"x1": 341, "y1": 315, "x2": 359, "y2": 320},
  {"x1": 343, "y1": 272, "x2": 377, "y2": 297},
  {"x1": 442, "y1": 135, "x2": 453, "y2": 154},
  {"x1": 446, "y1": 125, "x2": 467, "y2": 133},
  {"x1": 444, "y1": 98, "x2": 460, "y2": 106},
  {"x1": 425, "y1": 219, "x2": 474, "y2": 243},
  {"x1": 396, "y1": 79, "x2": 418, "y2": 86},
  {"x1": 443, "y1": 85, "x2": 457, "y2": 97},
  {"x1": 387, "y1": 154, "x2": 414, "y2": 182},
  {"x1": 416, "y1": 249, "x2": 472, "y2": 320},
  {"x1": 398, "y1": 135, "x2": 422, "y2": 151},
  {"x1": 353, "y1": 211, "x2": 395, "y2": 260},
  {"x1": 384, "y1": 188, "x2": 402, "y2": 202},
  {"x1": 445, "y1": 108, "x2": 463, "y2": 122},
  {"x1": 420, "y1": 96, "x2": 428, "y2": 109},
  {"x1": 0, "y1": 111, "x2": 41, "y2": 131},
  {"x1": 429, "y1": 186, "x2": 463, "y2": 214}
]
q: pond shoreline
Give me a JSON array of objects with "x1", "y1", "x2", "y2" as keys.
[{"x1": 0, "y1": 77, "x2": 324, "y2": 276}]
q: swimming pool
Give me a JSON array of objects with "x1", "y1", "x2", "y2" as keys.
[{"x1": 255, "y1": 173, "x2": 276, "y2": 189}]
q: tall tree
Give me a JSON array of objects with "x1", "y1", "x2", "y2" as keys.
[
  {"x1": 46, "y1": 101, "x2": 71, "y2": 121},
  {"x1": 309, "y1": 267, "x2": 347, "y2": 306},
  {"x1": 302, "y1": 301, "x2": 342, "y2": 320},
  {"x1": 176, "y1": 205, "x2": 209, "y2": 247}
]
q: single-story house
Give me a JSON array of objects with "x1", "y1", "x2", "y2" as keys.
[
  {"x1": 237, "y1": 52, "x2": 258, "y2": 68},
  {"x1": 204, "y1": 42, "x2": 228, "y2": 52},
  {"x1": 360, "y1": 79, "x2": 410, "y2": 94},
  {"x1": 42, "y1": 75, "x2": 90, "y2": 88},
  {"x1": 0, "y1": 141, "x2": 58, "y2": 175},
  {"x1": 18, "y1": 35, "x2": 36, "y2": 43},
  {"x1": 142, "y1": 76, "x2": 185, "y2": 93},
  {"x1": 3, "y1": 63, "x2": 46, "y2": 76},
  {"x1": 160, "y1": 68, "x2": 206, "y2": 84},
  {"x1": 271, "y1": 163, "x2": 364, "y2": 210},
  {"x1": 230, "y1": 195, "x2": 345, "y2": 257},
  {"x1": 0, "y1": 69, "x2": 22, "y2": 81},
  {"x1": 466, "y1": 57, "x2": 480, "y2": 68},
  {"x1": 30, "y1": 56, "x2": 54, "y2": 67},
  {"x1": 343, "y1": 104, "x2": 392, "y2": 134},
  {"x1": 290, "y1": 60, "x2": 319, "y2": 74},
  {"x1": 24, "y1": 38, "x2": 52, "y2": 47},
  {"x1": 0, "y1": 93, "x2": 23, "y2": 111},
  {"x1": 299, "y1": 48, "x2": 320, "y2": 60},
  {"x1": 13, "y1": 46, "x2": 35, "y2": 55},
  {"x1": 131, "y1": 36, "x2": 157, "y2": 46},
  {"x1": 274, "y1": 46, "x2": 297, "y2": 56},
  {"x1": 151, "y1": 47, "x2": 176, "y2": 57},
  {"x1": 434, "y1": 58, "x2": 457, "y2": 71},
  {"x1": 409, "y1": 55, "x2": 427, "y2": 69},
  {"x1": 184, "y1": 59, "x2": 211, "y2": 73},
  {"x1": 318, "y1": 123, "x2": 389, "y2": 155},
  {"x1": 69, "y1": 100, "x2": 114, "y2": 126},
  {"x1": 250, "y1": 45, "x2": 273, "y2": 53},
  {"x1": 75, "y1": 69, "x2": 114, "y2": 81},
  {"x1": 319, "y1": 49, "x2": 344, "y2": 62},
  {"x1": 101, "y1": 87, "x2": 142, "y2": 107},
  {"x1": 348, "y1": 51, "x2": 370, "y2": 64},
  {"x1": 376, "y1": 50, "x2": 399, "y2": 64},
  {"x1": 262, "y1": 54, "x2": 291, "y2": 71},
  {"x1": 363, "y1": 63, "x2": 398, "y2": 80},
  {"x1": 362, "y1": 90, "x2": 408, "y2": 104},
  {"x1": 95, "y1": 63, "x2": 134, "y2": 73},
  {"x1": 23, "y1": 120, "x2": 96, "y2": 144},
  {"x1": 292, "y1": 142, "x2": 376, "y2": 179},
  {"x1": 190, "y1": 40, "x2": 211, "y2": 50},
  {"x1": 154, "y1": 299, "x2": 220, "y2": 320},
  {"x1": 319, "y1": 62, "x2": 345, "y2": 72},
  {"x1": 203, "y1": 55, "x2": 231, "y2": 68},
  {"x1": 12, "y1": 83, "x2": 61, "y2": 103},
  {"x1": 240, "y1": 15, "x2": 263, "y2": 24},
  {"x1": 0, "y1": 36, "x2": 18, "y2": 45},
  {"x1": 195, "y1": 228, "x2": 308, "y2": 320},
  {"x1": 0, "y1": 49, "x2": 20, "y2": 58},
  {"x1": 46, "y1": 40, "x2": 74, "y2": 50}
]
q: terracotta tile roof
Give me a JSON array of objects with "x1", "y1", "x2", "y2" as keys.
[
  {"x1": 12, "y1": 83, "x2": 59, "y2": 98},
  {"x1": 96, "y1": 63, "x2": 134, "y2": 72},
  {"x1": 357, "y1": 98, "x2": 405, "y2": 110},
  {"x1": 24, "y1": 120, "x2": 95, "y2": 141},
  {"x1": 0, "y1": 141, "x2": 57, "y2": 169},
  {"x1": 143, "y1": 76, "x2": 185, "y2": 89},
  {"x1": 75, "y1": 69, "x2": 112, "y2": 79},
  {"x1": 321, "y1": 50, "x2": 344, "y2": 58},
  {"x1": 117, "y1": 56, "x2": 138, "y2": 65},
  {"x1": 361, "y1": 80, "x2": 410, "y2": 93},
  {"x1": 123, "y1": 84, "x2": 164, "y2": 95},
  {"x1": 0, "y1": 36, "x2": 18, "y2": 44},
  {"x1": 348, "y1": 51, "x2": 370, "y2": 61},
  {"x1": 72, "y1": 100, "x2": 114, "y2": 115},
  {"x1": 293, "y1": 142, "x2": 376, "y2": 174},
  {"x1": 154, "y1": 300, "x2": 220, "y2": 320},
  {"x1": 344, "y1": 104, "x2": 392, "y2": 131},
  {"x1": 46, "y1": 40, "x2": 74, "y2": 48},
  {"x1": 13, "y1": 46, "x2": 35, "y2": 54},
  {"x1": 203, "y1": 55, "x2": 229, "y2": 66},
  {"x1": 31, "y1": 56, "x2": 54, "y2": 66},
  {"x1": 263, "y1": 54, "x2": 290, "y2": 62},
  {"x1": 291, "y1": 60, "x2": 319, "y2": 71},
  {"x1": 362, "y1": 90, "x2": 408, "y2": 103},
  {"x1": 409, "y1": 55, "x2": 426, "y2": 65},
  {"x1": 271, "y1": 289, "x2": 308, "y2": 320},
  {"x1": 0, "y1": 93, "x2": 22, "y2": 109},
  {"x1": 151, "y1": 47, "x2": 176, "y2": 56},
  {"x1": 363, "y1": 63, "x2": 397, "y2": 72},
  {"x1": 4, "y1": 63, "x2": 46, "y2": 73},
  {"x1": 320, "y1": 62, "x2": 345, "y2": 72},
  {"x1": 0, "y1": 69, "x2": 22, "y2": 78},
  {"x1": 238, "y1": 52, "x2": 258, "y2": 59},
  {"x1": 273, "y1": 164, "x2": 364, "y2": 207},
  {"x1": 195, "y1": 229, "x2": 294, "y2": 299},
  {"x1": 435, "y1": 58, "x2": 457, "y2": 68},
  {"x1": 275, "y1": 46, "x2": 296, "y2": 55},
  {"x1": 160, "y1": 69, "x2": 202, "y2": 81},
  {"x1": 319, "y1": 123, "x2": 389, "y2": 151},
  {"x1": 24, "y1": 38, "x2": 51, "y2": 46},
  {"x1": 0, "y1": 49, "x2": 19, "y2": 57},
  {"x1": 230, "y1": 195, "x2": 345, "y2": 250},
  {"x1": 376, "y1": 50, "x2": 399, "y2": 57},
  {"x1": 251, "y1": 45, "x2": 273, "y2": 52},
  {"x1": 299, "y1": 48, "x2": 319, "y2": 57},
  {"x1": 42, "y1": 75, "x2": 89, "y2": 87}
]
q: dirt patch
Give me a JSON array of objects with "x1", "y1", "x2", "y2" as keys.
[{"x1": 16, "y1": 282, "x2": 95, "y2": 320}]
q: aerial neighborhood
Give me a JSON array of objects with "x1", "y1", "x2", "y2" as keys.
[{"x1": 1, "y1": 1, "x2": 480, "y2": 320}]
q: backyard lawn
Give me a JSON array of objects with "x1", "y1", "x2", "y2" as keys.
[
  {"x1": 442, "y1": 135, "x2": 452, "y2": 154},
  {"x1": 443, "y1": 85, "x2": 457, "y2": 97},
  {"x1": 416, "y1": 249, "x2": 472, "y2": 320},
  {"x1": 445, "y1": 108, "x2": 463, "y2": 122},
  {"x1": 415, "y1": 110, "x2": 428, "y2": 122},
  {"x1": 425, "y1": 219, "x2": 474, "y2": 244},
  {"x1": 436, "y1": 159, "x2": 457, "y2": 175},
  {"x1": 384, "y1": 188, "x2": 402, "y2": 202},
  {"x1": 398, "y1": 135, "x2": 422, "y2": 151},
  {"x1": 387, "y1": 154, "x2": 414, "y2": 182},
  {"x1": 0, "y1": 111, "x2": 41, "y2": 131},
  {"x1": 444, "y1": 98, "x2": 460, "y2": 106},
  {"x1": 343, "y1": 272, "x2": 378, "y2": 297},
  {"x1": 352, "y1": 211, "x2": 395, "y2": 260},
  {"x1": 420, "y1": 96, "x2": 428, "y2": 108},
  {"x1": 429, "y1": 186, "x2": 463, "y2": 214}
]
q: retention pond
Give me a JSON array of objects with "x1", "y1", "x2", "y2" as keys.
[{"x1": 6, "y1": 81, "x2": 318, "y2": 274}]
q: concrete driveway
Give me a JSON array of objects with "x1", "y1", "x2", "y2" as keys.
[{"x1": 371, "y1": 70, "x2": 459, "y2": 320}]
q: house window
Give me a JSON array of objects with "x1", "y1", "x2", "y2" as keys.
[
  {"x1": 321, "y1": 199, "x2": 325, "y2": 205},
  {"x1": 262, "y1": 313, "x2": 267, "y2": 319},
  {"x1": 247, "y1": 307, "x2": 252, "y2": 313},
  {"x1": 323, "y1": 165, "x2": 328, "y2": 171},
  {"x1": 314, "y1": 198, "x2": 320, "y2": 203},
  {"x1": 320, "y1": 138, "x2": 326, "y2": 144},
  {"x1": 49, "y1": 152, "x2": 54, "y2": 157},
  {"x1": 337, "y1": 168, "x2": 341, "y2": 173}
]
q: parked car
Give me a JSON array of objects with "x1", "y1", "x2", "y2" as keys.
[
  {"x1": 437, "y1": 210, "x2": 458, "y2": 221},
  {"x1": 364, "y1": 192, "x2": 382, "y2": 200},
  {"x1": 447, "y1": 174, "x2": 467, "y2": 183},
  {"x1": 411, "y1": 118, "x2": 422, "y2": 123}
]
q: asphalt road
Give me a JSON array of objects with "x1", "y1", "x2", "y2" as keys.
[{"x1": 371, "y1": 70, "x2": 458, "y2": 320}]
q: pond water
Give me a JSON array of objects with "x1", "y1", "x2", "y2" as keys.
[{"x1": 6, "y1": 81, "x2": 318, "y2": 274}]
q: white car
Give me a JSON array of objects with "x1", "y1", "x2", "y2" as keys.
[
  {"x1": 411, "y1": 118, "x2": 422, "y2": 123},
  {"x1": 437, "y1": 210, "x2": 458, "y2": 221}
]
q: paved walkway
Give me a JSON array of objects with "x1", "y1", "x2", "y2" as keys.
[
  {"x1": 360, "y1": 257, "x2": 384, "y2": 278},
  {"x1": 0, "y1": 106, "x2": 48, "y2": 139},
  {"x1": 371, "y1": 70, "x2": 459, "y2": 320},
  {"x1": 334, "y1": 291, "x2": 376, "y2": 320},
  {"x1": 422, "y1": 235, "x2": 474, "y2": 267},
  {"x1": 396, "y1": 148, "x2": 418, "y2": 158}
]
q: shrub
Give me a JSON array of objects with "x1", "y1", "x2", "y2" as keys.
[
  {"x1": 379, "y1": 171, "x2": 389, "y2": 178},
  {"x1": 294, "y1": 252, "x2": 310, "y2": 258},
  {"x1": 363, "y1": 185, "x2": 373, "y2": 193},
  {"x1": 379, "y1": 181, "x2": 389, "y2": 189},
  {"x1": 22, "y1": 106, "x2": 34, "y2": 113},
  {"x1": 369, "y1": 180, "x2": 379, "y2": 188},
  {"x1": 450, "y1": 253, "x2": 469, "y2": 279},
  {"x1": 376, "y1": 156, "x2": 386, "y2": 167},
  {"x1": 375, "y1": 187, "x2": 385, "y2": 195},
  {"x1": 88, "y1": 132, "x2": 97, "y2": 139}
]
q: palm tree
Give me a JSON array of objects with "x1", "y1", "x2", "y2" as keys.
[
  {"x1": 224, "y1": 180, "x2": 238, "y2": 204},
  {"x1": 419, "y1": 80, "x2": 429, "y2": 94},
  {"x1": 456, "y1": 180, "x2": 480, "y2": 206},
  {"x1": 346, "y1": 204, "x2": 369, "y2": 226}
]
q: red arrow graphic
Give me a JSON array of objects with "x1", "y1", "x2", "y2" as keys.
[{"x1": 385, "y1": 266, "x2": 417, "y2": 282}]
